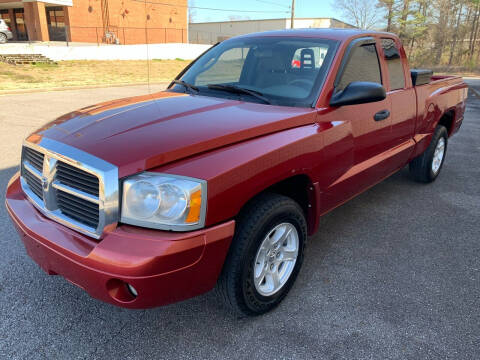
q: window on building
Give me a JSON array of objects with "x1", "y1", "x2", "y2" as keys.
[
  {"x1": 0, "y1": 10, "x2": 11, "y2": 27},
  {"x1": 46, "y1": 7, "x2": 65, "y2": 27},
  {"x1": 337, "y1": 44, "x2": 382, "y2": 91},
  {"x1": 382, "y1": 38, "x2": 405, "y2": 90}
]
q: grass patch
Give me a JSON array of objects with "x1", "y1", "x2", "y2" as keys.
[
  {"x1": 33, "y1": 62, "x2": 58, "y2": 68},
  {"x1": 0, "y1": 59, "x2": 191, "y2": 91}
]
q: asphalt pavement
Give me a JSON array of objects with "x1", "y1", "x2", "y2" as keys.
[{"x1": 0, "y1": 81, "x2": 479, "y2": 359}]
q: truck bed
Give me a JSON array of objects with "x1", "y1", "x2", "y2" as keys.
[{"x1": 411, "y1": 74, "x2": 468, "y2": 158}]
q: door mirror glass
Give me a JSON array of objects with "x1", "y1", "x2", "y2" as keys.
[{"x1": 330, "y1": 81, "x2": 386, "y2": 107}]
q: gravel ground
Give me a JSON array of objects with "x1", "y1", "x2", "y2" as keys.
[{"x1": 0, "y1": 81, "x2": 479, "y2": 360}]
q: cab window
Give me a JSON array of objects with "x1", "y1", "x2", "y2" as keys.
[
  {"x1": 382, "y1": 38, "x2": 406, "y2": 90},
  {"x1": 337, "y1": 44, "x2": 382, "y2": 91}
]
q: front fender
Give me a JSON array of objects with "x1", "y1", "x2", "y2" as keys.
[{"x1": 157, "y1": 124, "x2": 325, "y2": 229}]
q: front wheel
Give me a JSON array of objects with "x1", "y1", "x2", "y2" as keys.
[
  {"x1": 409, "y1": 125, "x2": 448, "y2": 183},
  {"x1": 217, "y1": 193, "x2": 307, "y2": 316}
]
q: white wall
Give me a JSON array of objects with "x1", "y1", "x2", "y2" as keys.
[
  {"x1": 287, "y1": 18, "x2": 332, "y2": 29},
  {"x1": 189, "y1": 19, "x2": 287, "y2": 44},
  {"x1": 0, "y1": 43, "x2": 212, "y2": 61},
  {"x1": 189, "y1": 18, "x2": 355, "y2": 44}
]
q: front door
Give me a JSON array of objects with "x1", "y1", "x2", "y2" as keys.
[
  {"x1": 45, "y1": 6, "x2": 66, "y2": 41},
  {"x1": 324, "y1": 39, "x2": 393, "y2": 204},
  {"x1": 13, "y1": 8, "x2": 27, "y2": 40}
]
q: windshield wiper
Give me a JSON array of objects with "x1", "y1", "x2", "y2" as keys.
[
  {"x1": 207, "y1": 84, "x2": 271, "y2": 104},
  {"x1": 172, "y1": 80, "x2": 199, "y2": 94}
]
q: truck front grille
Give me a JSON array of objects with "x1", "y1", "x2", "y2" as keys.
[
  {"x1": 57, "y1": 190, "x2": 100, "y2": 228},
  {"x1": 23, "y1": 169, "x2": 43, "y2": 199},
  {"x1": 19, "y1": 139, "x2": 119, "y2": 239},
  {"x1": 21, "y1": 147, "x2": 44, "y2": 199},
  {"x1": 23, "y1": 147, "x2": 44, "y2": 172},
  {"x1": 56, "y1": 161, "x2": 100, "y2": 197}
]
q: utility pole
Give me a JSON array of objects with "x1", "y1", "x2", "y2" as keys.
[{"x1": 291, "y1": 0, "x2": 295, "y2": 29}]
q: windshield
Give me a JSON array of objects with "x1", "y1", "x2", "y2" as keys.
[{"x1": 170, "y1": 37, "x2": 339, "y2": 107}]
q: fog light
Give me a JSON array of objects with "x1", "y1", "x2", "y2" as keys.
[{"x1": 126, "y1": 283, "x2": 138, "y2": 297}]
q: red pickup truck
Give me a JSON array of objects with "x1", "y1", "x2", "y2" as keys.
[{"x1": 6, "y1": 29, "x2": 468, "y2": 316}]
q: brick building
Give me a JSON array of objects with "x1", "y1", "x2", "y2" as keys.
[{"x1": 0, "y1": 0, "x2": 187, "y2": 44}]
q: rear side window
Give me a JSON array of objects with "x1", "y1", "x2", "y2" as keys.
[
  {"x1": 337, "y1": 44, "x2": 381, "y2": 91},
  {"x1": 382, "y1": 38, "x2": 405, "y2": 90}
]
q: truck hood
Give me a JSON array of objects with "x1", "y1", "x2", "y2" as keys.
[{"x1": 34, "y1": 91, "x2": 317, "y2": 177}]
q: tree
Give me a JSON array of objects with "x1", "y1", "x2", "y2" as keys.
[
  {"x1": 333, "y1": 0, "x2": 480, "y2": 69},
  {"x1": 377, "y1": 0, "x2": 397, "y2": 32},
  {"x1": 467, "y1": 0, "x2": 480, "y2": 62},
  {"x1": 448, "y1": 0, "x2": 465, "y2": 65},
  {"x1": 398, "y1": 0, "x2": 411, "y2": 40},
  {"x1": 334, "y1": 0, "x2": 383, "y2": 29}
]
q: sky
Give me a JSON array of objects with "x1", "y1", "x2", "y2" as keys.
[{"x1": 189, "y1": 0, "x2": 339, "y2": 23}]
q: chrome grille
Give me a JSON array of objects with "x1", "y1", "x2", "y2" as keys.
[
  {"x1": 20, "y1": 138, "x2": 119, "y2": 239},
  {"x1": 22, "y1": 169, "x2": 43, "y2": 199},
  {"x1": 21, "y1": 147, "x2": 44, "y2": 199},
  {"x1": 57, "y1": 190, "x2": 99, "y2": 228},
  {"x1": 56, "y1": 161, "x2": 99, "y2": 197},
  {"x1": 23, "y1": 147, "x2": 44, "y2": 172}
]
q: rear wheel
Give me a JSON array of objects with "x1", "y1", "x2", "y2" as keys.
[
  {"x1": 217, "y1": 193, "x2": 307, "y2": 316},
  {"x1": 0, "y1": 33, "x2": 7, "y2": 44},
  {"x1": 409, "y1": 125, "x2": 448, "y2": 183}
]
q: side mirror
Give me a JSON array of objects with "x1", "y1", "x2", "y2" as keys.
[{"x1": 330, "y1": 81, "x2": 386, "y2": 107}]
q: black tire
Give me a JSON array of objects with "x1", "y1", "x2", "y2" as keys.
[
  {"x1": 217, "y1": 193, "x2": 307, "y2": 317},
  {"x1": 409, "y1": 125, "x2": 448, "y2": 183},
  {"x1": 0, "y1": 33, "x2": 7, "y2": 44}
]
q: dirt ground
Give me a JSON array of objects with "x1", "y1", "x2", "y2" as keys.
[{"x1": 0, "y1": 59, "x2": 190, "y2": 91}]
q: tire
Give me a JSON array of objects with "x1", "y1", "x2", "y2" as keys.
[
  {"x1": 217, "y1": 193, "x2": 307, "y2": 317},
  {"x1": 0, "y1": 33, "x2": 7, "y2": 44},
  {"x1": 409, "y1": 125, "x2": 448, "y2": 183}
]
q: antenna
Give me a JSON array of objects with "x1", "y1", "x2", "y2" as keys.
[{"x1": 290, "y1": 0, "x2": 295, "y2": 29}]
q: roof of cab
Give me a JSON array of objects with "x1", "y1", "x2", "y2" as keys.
[{"x1": 233, "y1": 28, "x2": 396, "y2": 42}]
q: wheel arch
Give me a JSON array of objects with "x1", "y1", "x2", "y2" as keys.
[
  {"x1": 436, "y1": 109, "x2": 456, "y2": 136},
  {"x1": 235, "y1": 174, "x2": 320, "y2": 236}
]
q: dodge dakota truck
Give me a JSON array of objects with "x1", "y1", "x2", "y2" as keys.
[{"x1": 6, "y1": 29, "x2": 468, "y2": 316}]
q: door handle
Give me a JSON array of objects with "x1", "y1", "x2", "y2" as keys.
[{"x1": 374, "y1": 110, "x2": 390, "y2": 121}]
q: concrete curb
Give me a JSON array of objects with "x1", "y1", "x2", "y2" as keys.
[{"x1": 0, "y1": 82, "x2": 169, "y2": 96}]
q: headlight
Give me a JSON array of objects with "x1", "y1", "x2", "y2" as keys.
[{"x1": 121, "y1": 172, "x2": 207, "y2": 231}]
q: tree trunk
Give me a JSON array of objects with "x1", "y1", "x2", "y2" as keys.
[
  {"x1": 471, "y1": 12, "x2": 480, "y2": 61},
  {"x1": 433, "y1": 0, "x2": 451, "y2": 65},
  {"x1": 386, "y1": 2, "x2": 393, "y2": 32},
  {"x1": 449, "y1": 3, "x2": 463, "y2": 66},
  {"x1": 468, "y1": 2, "x2": 480, "y2": 60},
  {"x1": 399, "y1": 0, "x2": 411, "y2": 41}
]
